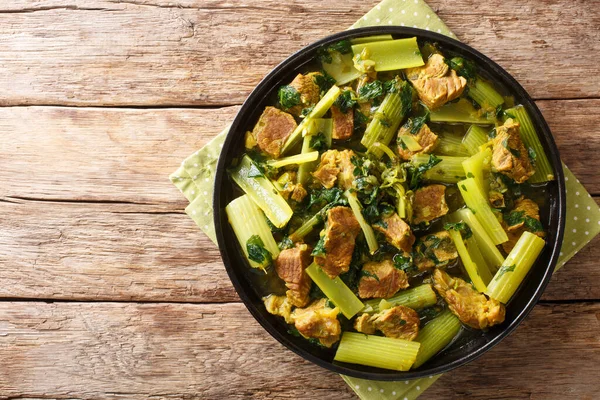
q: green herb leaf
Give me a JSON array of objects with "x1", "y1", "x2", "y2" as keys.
[
  {"x1": 313, "y1": 71, "x2": 336, "y2": 94},
  {"x1": 407, "y1": 154, "x2": 442, "y2": 190},
  {"x1": 334, "y1": 89, "x2": 357, "y2": 114},
  {"x1": 317, "y1": 39, "x2": 352, "y2": 64},
  {"x1": 392, "y1": 254, "x2": 417, "y2": 274},
  {"x1": 246, "y1": 235, "x2": 273, "y2": 266},
  {"x1": 360, "y1": 269, "x2": 380, "y2": 282},
  {"x1": 358, "y1": 80, "x2": 384, "y2": 101},
  {"x1": 311, "y1": 235, "x2": 327, "y2": 257},
  {"x1": 309, "y1": 132, "x2": 328, "y2": 152},
  {"x1": 504, "y1": 210, "x2": 526, "y2": 226},
  {"x1": 278, "y1": 85, "x2": 301, "y2": 110},
  {"x1": 497, "y1": 264, "x2": 516, "y2": 278},
  {"x1": 444, "y1": 221, "x2": 473, "y2": 239},
  {"x1": 446, "y1": 57, "x2": 477, "y2": 81},
  {"x1": 524, "y1": 216, "x2": 544, "y2": 232}
]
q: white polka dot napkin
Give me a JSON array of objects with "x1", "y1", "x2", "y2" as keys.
[{"x1": 170, "y1": 0, "x2": 600, "y2": 398}]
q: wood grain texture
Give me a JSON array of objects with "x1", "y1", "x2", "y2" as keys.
[
  {"x1": 0, "y1": 0, "x2": 598, "y2": 106},
  {"x1": 0, "y1": 100, "x2": 598, "y2": 208},
  {"x1": 0, "y1": 301, "x2": 598, "y2": 400},
  {"x1": 0, "y1": 197, "x2": 598, "y2": 303}
]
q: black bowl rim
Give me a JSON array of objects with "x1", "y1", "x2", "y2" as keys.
[{"x1": 213, "y1": 26, "x2": 566, "y2": 381}]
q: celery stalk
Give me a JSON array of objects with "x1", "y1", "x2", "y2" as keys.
[
  {"x1": 412, "y1": 154, "x2": 467, "y2": 184},
  {"x1": 430, "y1": 99, "x2": 495, "y2": 124},
  {"x1": 362, "y1": 284, "x2": 438, "y2": 313},
  {"x1": 226, "y1": 195, "x2": 280, "y2": 270},
  {"x1": 335, "y1": 332, "x2": 421, "y2": 371},
  {"x1": 413, "y1": 310, "x2": 461, "y2": 369},
  {"x1": 457, "y1": 178, "x2": 508, "y2": 245},
  {"x1": 447, "y1": 229, "x2": 488, "y2": 292},
  {"x1": 322, "y1": 52, "x2": 362, "y2": 86},
  {"x1": 468, "y1": 78, "x2": 504, "y2": 110},
  {"x1": 266, "y1": 151, "x2": 319, "y2": 168},
  {"x1": 399, "y1": 135, "x2": 423, "y2": 152},
  {"x1": 350, "y1": 34, "x2": 394, "y2": 44},
  {"x1": 462, "y1": 147, "x2": 492, "y2": 195},
  {"x1": 437, "y1": 134, "x2": 470, "y2": 157},
  {"x1": 351, "y1": 38, "x2": 425, "y2": 71},
  {"x1": 485, "y1": 231, "x2": 546, "y2": 303},
  {"x1": 306, "y1": 263, "x2": 364, "y2": 319},
  {"x1": 230, "y1": 155, "x2": 293, "y2": 228},
  {"x1": 281, "y1": 85, "x2": 340, "y2": 155},
  {"x1": 505, "y1": 105, "x2": 554, "y2": 183},
  {"x1": 462, "y1": 125, "x2": 489, "y2": 155},
  {"x1": 361, "y1": 81, "x2": 412, "y2": 158},
  {"x1": 346, "y1": 191, "x2": 378, "y2": 254},
  {"x1": 454, "y1": 208, "x2": 505, "y2": 271}
]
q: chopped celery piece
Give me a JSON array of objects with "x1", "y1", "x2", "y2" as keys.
[
  {"x1": 393, "y1": 182, "x2": 410, "y2": 220},
  {"x1": 322, "y1": 52, "x2": 361, "y2": 85},
  {"x1": 282, "y1": 85, "x2": 340, "y2": 154},
  {"x1": 362, "y1": 284, "x2": 438, "y2": 313},
  {"x1": 335, "y1": 332, "x2": 420, "y2": 371},
  {"x1": 306, "y1": 263, "x2": 364, "y2": 318},
  {"x1": 505, "y1": 105, "x2": 554, "y2": 183},
  {"x1": 430, "y1": 99, "x2": 495, "y2": 125},
  {"x1": 346, "y1": 191, "x2": 378, "y2": 254},
  {"x1": 361, "y1": 81, "x2": 412, "y2": 158},
  {"x1": 289, "y1": 211, "x2": 322, "y2": 242},
  {"x1": 413, "y1": 310, "x2": 461, "y2": 369},
  {"x1": 437, "y1": 134, "x2": 470, "y2": 157},
  {"x1": 462, "y1": 147, "x2": 492, "y2": 195},
  {"x1": 412, "y1": 154, "x2": 467, "y2": 184},
  {"x1": 350, "y1": 34, "x2": 394, "y2": 44},
  {"x1": 454, "y1": 208, "x2": 505, "y2": 271},
  {"x1": 485, "y1": 231, "x2": 546, "y2": 303},
  {"x1": 447, "y1": 229, "x2": 488, "y2": 292},
  {"x1": 226, "y1": 195, "x2": 280, "y2": 270},
  {"x1": 463, "y1": 125, "x2": 489, "y2": 155},
  {"x1": 230, "y1": 155, "x2": 293, "y2": 228},
  {"x1": 468, "y1": 78, "x2": 504, "y2": 110},
  {"x1": 457, "y1": 178, "x2": 508, "y2": 245},
  {"x1": 297, "y1": 118, "x2": 333, "y2": 184},
  {"x1": 399, "y1": 135, "x2": 423, "y2": 152},
  {"x1": 266, "y1": 151, "x2": 319, "y2": 168},
  {"x1": 351, "y1": 38, "x2": 425, "y2": 71}
]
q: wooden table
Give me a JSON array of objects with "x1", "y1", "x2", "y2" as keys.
[{"x1": 0, "y1": 1, "x2": 598, "y2": 398}]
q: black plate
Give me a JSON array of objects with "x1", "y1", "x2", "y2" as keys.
[{"x1": 213, "y1": 27, "x2": 566, "y2": 380}]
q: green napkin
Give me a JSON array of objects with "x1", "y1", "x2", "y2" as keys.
[{"x1": 170, "y1": 1, "x2": 600, "y2": 398}]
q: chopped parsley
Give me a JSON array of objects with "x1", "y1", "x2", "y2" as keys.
[
  {"x1": 278, "y1": 85, "x2": 300, "y2": 110},
  {"x1": 497, "y1": 264, "x2": 516, "y2": 278},
  {"x1": 311, "y1": 236, "x2": 327, "y2": 257},
  {"x1": 246, "y1": 235, "x2": 273, "y2": 266},
  {"x1": 317, "y1": 39, "x2": 352, "y2": 64},
  {"x1": 407, "y1": 154, "x2": 442, "y2": 190},
  {"x1": 360, "y1": 269, "x2": 380, "y2": 282},
  {"x1": 444, "y1": 221, "x2": 473, "y2": 239},
  {"x1": 334, "y1": 89, "x2": 357, "y2": 113}
]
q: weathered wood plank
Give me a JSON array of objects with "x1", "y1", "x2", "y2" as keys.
[
  {"x1": 0, "y1": 199, "x2": 238, "y2": 302},
  {"x1": 0, "y1": 100, "x2": 598, "y2": 208},
  {"x1": 0, "y1": 302, "x2": 597, "y2": 399},
  {"x1": 0, "y1": 0, "x2": 598, "y2": 106},
  {"x1": 0, "y1": 198, "x2": 597, "y2": 302}
]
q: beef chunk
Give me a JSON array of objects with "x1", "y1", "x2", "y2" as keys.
[
  {"x1": 372, "y1": 213, "x2": 415, "y2": 253},
  {"x1": 353, "y1": 313, "x2": 377, "y2": 335},
  {"x1": 358, "y1": 259, "x2": 409, "y2": 299},
  {"x1": 492, "y1": 118, "x2": 535, "y2": 184},
  {"x1": 413, "y1": 230, "x2": 458, "y2": 271},
  {"x1": 252, "y1": 106, "x2": 297, "y2": 158},
  {"x1": 312, "y1": 149, "x2": 355, "y2": 190},
  {"x1": 286, "y1": 72, "x2": 322, "y2": 116},
  {"x1": 372, "y1": 305, "x2": 420, "y2": 341},
  {"x1": 291, "y1": 298, "x2": 341, "y2": 347},
  {"x1": 406, "y1": 54, "x2": 467, "y2": 109},
  {"x1": 275, "y1": 243, "x2": 313, "y2": 307},
  {"x1": 278, "y1": 172, "x2": 308, "y2": 203},
  {"x1": 263, "y1": 295, "x2": 293, "y2": 324},
  {"x1": 502, "y1": 197, "x2": 545, "y2": 253},
  {"x1": 314, "y1": 206, "x2": 362, "y2": 279},
  {"x1": 331, "y1": 105, "x2": 354, "y2": 140},
  {"x1": 432, "y1": 269, "x2": 505, "y2": 329},
  {"x1": 412, "y1": 184, "x2": 449, "y2": 225},
  {"x1": 397, "y1": 122, "x2": 439, "y2": 161}
]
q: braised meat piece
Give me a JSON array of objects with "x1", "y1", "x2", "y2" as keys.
[
  {"x1": 291, "y1": 299, "x2": 341, "y2": 347},
  {"x1": 372, "y1": 213, "x2": 415, "y2": 253},
  {"x1": 502, "y1": 197, "x2": 545, "y2": 253},
  {"x1": 413, "y1": 230, "x2": 458, "y2": 271},
  {"x1": 353, "y1": 313, "x2": 376, "y2": 335},
  {"x1": 252, "y1": 106, "x2": 297, "y2": 158},
  {"x1": 372, "y1": 305, "x2": 420, "y2": 341},
  {"x1": 492, "y1": 118, "x2": 535, "y2": 184},
  {"x1": 314, "y1": 206, "x2": 362, "y2": 279},
  {"x1": 263, "y1": 295, "x2": 293, "y2": 324},
  {"x1": 275, "y1": 243, "x2": 313, "y2": 307},
  {"x1": 405, "y1": 54, "x2": 467, "y2": 109},
  {"x1": 358, "y1": 259, "x2": 409, "y2": 299},
  {"x1": 432, "y1": 269, "x2": 505, "y2": 329},
  {"x1": 331, "y1": 104, "x2": 354, "y2": 140},
  {"x1": 397, "y1": 122, "x2": 439, "y2": 161},
  {"x1": 286, "y1": 72, "x2": 322, "y2": 116},
  {"x1": 312, "y1": 149, "x2": 356, "y2": 190},
  {"x1": 412, "y1": 184, "x2": 449, "y2": 225}
]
